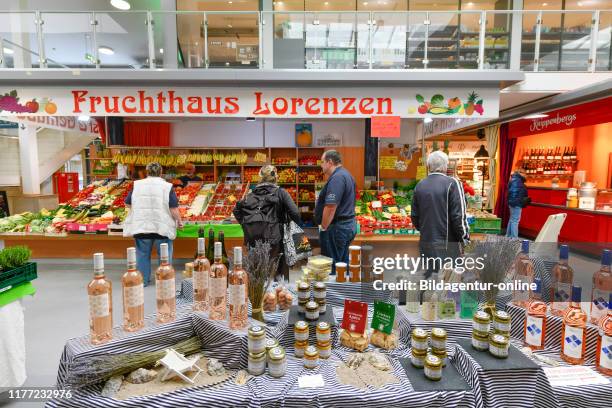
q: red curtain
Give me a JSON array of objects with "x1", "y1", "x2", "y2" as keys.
[
  {"x1": 94, "y1": 117, "x2": 106, "y2": 144},
  {"x1": 494, "y1": 123, "x2": 516, "y2": 228},
  {"x1": 123, "y1": 122, "x2": 171, "y2": 147}
]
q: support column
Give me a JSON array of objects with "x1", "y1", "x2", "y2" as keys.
[
  {"x1": 8, "y1": 0, "x2": 33, "y2": 68},
  {"x1": 261, "y1": 0, "x2": 274, "y2": 69},
  {"x1": 161, "y1": 0, "x2": 178, "y2": 69},
  {"x1": 18, "y1": 124, "x2": 40, "y2": 195},
  {"x1": 510, "y1": 0, "x2": 523, "y2": 71}
]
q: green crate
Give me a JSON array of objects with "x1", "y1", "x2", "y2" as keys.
[
  {"x1": 0, "y1": 262, "x2": 37, "y2": 292},
  {"x1": 471, "y1": 227, "x2": 502, "y2": 235},
  {"x1": 472, "y1": 217, "x2": 502, "y2": 231}
]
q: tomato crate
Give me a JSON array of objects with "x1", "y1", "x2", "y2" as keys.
[
  {"x1": 471, "y1": 217, "x2": 502, "y2": 231},
  {"x1": 0, "y1": 262, "x2": 37, "y2": 292}
]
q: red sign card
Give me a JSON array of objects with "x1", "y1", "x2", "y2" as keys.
[
  {"x1": 342, "y1": 299, "x2": 369, "y2": 334},
  {"x1": 371, "y1": 115, "x2": 401, "y2": 138}
]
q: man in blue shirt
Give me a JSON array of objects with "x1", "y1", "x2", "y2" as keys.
[{"x1": 314, "y1": 150, "x2": 357, "y2": 273}]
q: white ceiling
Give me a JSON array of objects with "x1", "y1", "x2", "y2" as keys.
[{"x1": 499, "y1": 91, "x2": 556, "y2": 111}]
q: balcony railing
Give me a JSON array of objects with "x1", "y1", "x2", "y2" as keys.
[{"x1": 0, "y1": 9, "x2": 609, "y2": 72}]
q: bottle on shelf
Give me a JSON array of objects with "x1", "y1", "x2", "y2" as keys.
[
  {"x1": 209, "y1": 242, "x2": 228, "y2": 321},
  {"x1": 193, "y1": 237, "x2": 210, "y2": 312},
  {"x1": 590, "y1": 249, "x2": 612, "y2": 325},
  {"x1": 88, "y1": 253, "x2": 113, "y2": 345},
  {"x1": 218, "y1": 230, "x2": 230, "y2": 270},
  {"x1": 546, "y1": 148, "x2": 553, "y2": 161},
  {"x1": 524, "y1": 278, "x2": 547, "y2": 350},
  {"x1": 512, "y1": 240, "x2": 535, "y2": 308},
  {"x1": 156, "y1": 243, "x2": 176, "y2": 323},
  {"x1": 228, "y1": 246, "x2": 248, "y2": 329},
  {"x1": 571, "y1": 147, "x2": 577, "y2": 161},
  {"x1": 421, "y1": 273, "x2": 439, "y2": 321},
  {"x1": 122, "y1": 247, "x2": 144, "y2": 332},
  {"x1": 205, "y1": 228, "x2": 215, "y2": 261},
  {"x1": 523, "y1": 148, "x2": 529, "y2": 161},
  {"x1": 595, "y1": 293, "x2": 612, "y2": 375},
  {"x1": 560, "y1": 285, "x2": 587, "y2": 365},
  {"x1": 554, "y1": 147, "x2": 562, "y2": 161},
  {"x1": 550, "y1": 245, "x2": 574, "y2": 317}
]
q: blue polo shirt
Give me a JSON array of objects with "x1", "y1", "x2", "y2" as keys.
[{"x1": 314, "y1": 166, "x2": 356, "y2": 225}]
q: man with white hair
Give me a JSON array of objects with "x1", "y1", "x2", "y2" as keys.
[{"x1": 411, "y1": 150, "x2": 469, "y2": 278}]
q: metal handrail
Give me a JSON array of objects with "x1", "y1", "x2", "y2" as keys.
[{"x1": 0, "y1": 37, "x2": 70, "y2": 69}]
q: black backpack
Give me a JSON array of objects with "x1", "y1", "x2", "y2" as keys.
[{"x1": 236, "y1": 187, "x2": 282, "y2": 245}]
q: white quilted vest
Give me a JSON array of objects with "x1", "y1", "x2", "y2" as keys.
[{"x1": 123, "y1": 177, "x2": 176, "y2": 240}]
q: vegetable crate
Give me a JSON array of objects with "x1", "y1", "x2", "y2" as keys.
[
  {"x1": 0, "y1": 262, "x2": 37, "y2": 292},
  {"x1": 471, "y1": 217, "x2": 502, "y2": 232}
]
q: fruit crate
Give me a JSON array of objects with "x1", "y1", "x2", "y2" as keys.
[
  {"x1": 0, "y1": 262, "x2": 37, "y2": 292},
  {"x1": 470, "y1": 226, "x2": 502, "y2": 234},
  {"x1": 471, "y1": 217, "x2": 502, "y2": 231}
]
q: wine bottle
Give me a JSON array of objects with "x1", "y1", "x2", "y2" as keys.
[
  {"x1": 156, "y1": 243, "x2": 176, "y2": 323},
  {"x1": 512, "y1": 240, "x2": 535, "y2": 308},
  {"x1": 560, "y1": 286, "x2": 587, "y2": 365},
  {"x1": 524, "y1": 278, "x2": 547, "y2": 350},
  {"x1": 590, "y1": 249, "x2": 612, "y2": 325},
  {"x1": 122, "y1": 247, "x2": 144, "y2": 332},
  {"x1": 595, "y1": 293, "x2": 612, "y2": 375},
  {"x1": 209, "y1": 242, "x2": 228, "y2": 321},
  {"x1": 219, "y1": 230, "x2": 230, "y2": 270},
  {"x1": 228, "y1": 246, "x2": 248, "y2": 330},
  {"x1": 206, "y1": 228, "x2": 215, "y2": 261},
  {"x1": 193, "y1": 237, "x2": 211, "y2": 312},
  {"x1": 88, "y1": 253, "x2": 113, "y2": 344},
  {"x1": 551, "y1": 245, "x2": 574, "y2": 317}
]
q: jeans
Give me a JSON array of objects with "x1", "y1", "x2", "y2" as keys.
[
  {"x1": 134, "y1": 238, "x2": 173, "y2": 285},
  {"x1": 320, "y1": 219, "x2": 357, "y2": 274},
  {"x1": 506, "y1": 206, "x2": 522, "y2": 238}
]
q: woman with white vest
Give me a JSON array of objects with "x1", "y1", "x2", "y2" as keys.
[{"x1": 123, "y1": 162, "x2": 183, "y2": 285}]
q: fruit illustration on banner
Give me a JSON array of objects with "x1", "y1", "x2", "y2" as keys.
[
  {"x1": 45, "y1": 101, "x2": 58, "y2": 114},
  {"x1": 25, "y1": 99, "x2": 39, "y2": 113},
  {"x1": 414, "y1": 91, "x2": 484, "y2": 116}
]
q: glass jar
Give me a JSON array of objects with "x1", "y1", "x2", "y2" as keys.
[
  {"x1": 431, "y1": 348, "x2": 448, "y2": 367},
  {"x1": 316, "y1": 321, "x2": 331, "y2": 343},
  {"x1": 489, "y1": 333, "x2": 509, "y2": 359},
  {"x1": 493, "y1": 311, "x2": 511, "y2": 333},
  {"x1": 268, "y1": 346, "x2": 287, "y2": 378},
  {"x1": 473, "y1": 311, "x2": 491, "y2": 333},
  {"x1": 336, "y1": 262, "x2": 347, "y2": 283},
  {"x1": 430, "y1": 328, "x2": 447, "y2": 350},
  {"x1": 349, "y1": 245, "x2": 361, "y2": 265},
  {"x1": 248, "y1": 351, "x2": 266, "y2": 376},
  {"x1": 472, "y1": 330, "x2": 490, "y2": 351},
  {"x1": 297, "y1": 281, "x2": 310, "y2": 302},
  {"x1": 265, "y1": 338, "x2": 280, "y2": 358},
  {"x1": 411, "y1": 348, "x2": 427, "y2": 368},
  {"x1": 315, "y1": 297, "x2": 327, "y2": 314},
  {"x1": 313, "y1": 282, "x2": 326, "y2": 299},
  {"x1": 304, "y1": 345, "x2": 319, "y2": 369},
  {"x1": 295, "y1": 340, "x2": 308, "y2": 358},
  {"x1": 424, "y1": 354, "x2": 443, "y2": 381},
  {"x1": 248, "y1": 325, "x2": 266, "y2": 354},
  {"x1": 305, "y1": 301, "x2": 320, "y2": 321},
  {"x1": 411, "y1": 328, "x2": 429, "y2": 351},
  {"x1": 349, "y1": 264, "x2": 361, "y2": 283},
  {"x1": 317, "y1": 340, "x2": 332, "y2": 359},
  {"x1": 294, "y1": 321, "x2": 309, "y2": 342}
]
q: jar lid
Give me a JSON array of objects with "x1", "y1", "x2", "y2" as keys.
[
  {"x1": 425, "y1": 354, "x2": 442, "y2": 368},
  {"x1": 494, "y1": 311, "x2": 510, "y2": 322},
  {"x1": 249, "y1": 350, "x2": 266, "y2": 360},
  {"x1": 248, "y1": 325, "x2": 265, "y2": 338},
  {"x1": 474, "y1": 311, "x2": 491, "y2": 323},
  {"x1": 306, "y1": 301, "x2": 319, "y2": 311},
  {"x1": 295, "y1": 340, "x2": 309, "y2": 346},
  {"x1": 431, "y1": 327, "x2": 447, "y2": 339},
  {"x1": 472, "y1": 329, "x2": 490, "y2": 340},
  {"x1": 265, "y1": 338, "x2": 279, "y2": 350},
  {"x1": 295, "y1": 321, "x2": 308, "y2": 331},
  {"x1": 412, "y1": 328, "x2": 428, "y2": 340},
  {"x1": 304, "y1": 345, "x2": 319, "y2": 357},
  {"x1": 412, "y1": 348, "x2": 428, "y2": 356},
  {"x1": 268, "y1": 346, "x2": 286, "y2": 361},
  {"x1": 336, "y1": 262, "x2": 347, "y2": 267},
  {"x1": 431, "y1": 347, "x2": 448, "y2": 356},
  {"x1": 314, "y1": 282, "x2": 327, "y2": 290},
  {"x1": 317, "y1": 340, "x2": 331, "y2": 348},
  {"x1": 317, "y1": 322, "x2": 330, "y2": 331},
  {"x1": 314, "y1": 297, "x2": 326, "y2": 303},
  {"x1": 298, "y1": 282, "x2": 310, "y2": 290},
  {"x1": 490, "y1": 333, "x2": 509, "y2": 346}
]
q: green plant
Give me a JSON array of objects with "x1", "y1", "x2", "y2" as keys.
[{"x1": 0, "y1": 246, "x2": 32, "y2": 270}]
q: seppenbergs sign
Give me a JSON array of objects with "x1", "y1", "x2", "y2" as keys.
[{"x1": 0, "y1": 87, "x2": 500, "y2": 119}]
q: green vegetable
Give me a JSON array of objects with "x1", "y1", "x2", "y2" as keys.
[
  {"x1": 0, "y1": 246, "x2": 32, "y2": 270},
  {"x1": 431, "y1": 94, "x2": 444, "y2": 106}
]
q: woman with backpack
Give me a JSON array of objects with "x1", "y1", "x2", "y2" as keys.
[{"x1": 233, "y1": 165, "x2": 301, "y2": 279}]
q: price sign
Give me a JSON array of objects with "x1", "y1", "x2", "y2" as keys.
[
  {"x1": 371, "y1": 116, "x2": 401, "y2": 138},
  {"x1": 371, "y1": 301, "x2": 396, "y2": 335},
  {"x1": 342, "y1": 299, "x2": 368, "y2": 334}
]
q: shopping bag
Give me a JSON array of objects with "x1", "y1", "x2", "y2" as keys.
[{"x1": 283, "y1": 221, "x2": 312, "y2": 266}]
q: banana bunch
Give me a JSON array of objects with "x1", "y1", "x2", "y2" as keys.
[
  {"x1": 213, "y1": 152, "x2": 248, "y2": 165},
  {"x1": 111, "y1": 151, "x2": 247, "y2": 166},
  {"x1": 253, "y1": 152, "x2": 267, "y2": 163}
]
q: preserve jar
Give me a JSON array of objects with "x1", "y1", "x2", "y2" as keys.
[
  {"x1": 489, "y1": 333, "x2": 509, "y2": 358},
  {"x1": 336, "y1": 262, "x2": 347, "y2": 283},
  {"x1": 316, "y1": 322, "x2": 331, "y2": 342},
  {"x1": 248, "y1": 325, "x2": 266, "y2": 354},
  {"x1": 317, "y1": 340, "x2": 332, "y2": 359},
  {"x1": 349, "y1": 245, "x2": 361, "y2": 265},
  {"x1": 248, "y1": 351, "x2": 266, "y2": 376},
  {"x1": 472, "y1": 330, "x2": 490, "y2": 351},
  {"x1": 265, "y1": 338, "x2": 280, "y2": 358},
  {"x1": 411, "y1": 348, "x2": 427, "y2": 368},
  {"x1": 431, "y1": 348, "x2": 448, "y2": 367},
  {"x1": 268, "y1": 347, "x2": 287, "y2": 378},
  {"x1": 493, "y1": 311, "x2": 511, "y2": 333},
  {"x1": 313, "y1": 282, "x2": 326, "y2": 299},
  {"x1": 424, "y1": 354, "x2": 443, "y2": 381},
  {"x1": 349, "y1": 264, "x2": 361, "y2": 283},
  {"x1": 411, "y1": 328, "x2": 429, "y2": 351},
  {"x1": 305, "y1": 301, "x2": 320, "y2": 321},
  {"x1": 473, "y1": 311, "x2": 491, "y2": 333},
  {"x1": 297, "y1": 281, "x2": 310, "y2": 302},
  {"x1": 430, "y1": 328, "x2": 447, "y2": 350},
  {"x1": 315, "y1": 297, "x2": 327, "y2": 314},
  {"x1": 294, "y1": 340, "x2": 308, "y2": 358},
  {"x1": 304, "y1": 346, "x2": 319, "y2": 369},
  {"x1": 294, "y1": 321, "x2": 309, "y2": 342}
]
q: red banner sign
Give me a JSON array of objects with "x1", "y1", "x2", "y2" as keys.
[
  {"x1": 508, "y1": 97, "x2": 612, "y2": 138},
  {"x1": 371, "y1": 115, "x2": 401, "y2": 138}
]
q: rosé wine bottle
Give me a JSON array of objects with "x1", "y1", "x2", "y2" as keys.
[
  {"x1": 524, "y1": 278, "x2": 547, "y2": 350},
  {"x1": 512, "y1": 240, "x2": 535, "y2": 308},
  {"x1": 193, "y1": 237, "x2": 211, "y2": 312},
  {"x1": 88, "y1": 253, "x2": 113, "y2": 345},
  {"x1": 209, "y1": 242, "x2": 228, "y2": 321},
  {"x1": 560, "y1": 285, "x2": 587, "y2": 365},
  {"x1": 591, "y1": 249, "x2": 611, "y2": 325},
  {"x1": 229, "y1": 246, "x2": 248, "y2": 330},
  {"x1": 595, "y1": 293, "x2": 612, "y2": 376},
  {"x1": 550, "y1": 245, "x2": 574, "y2": 317},
  {"x1": 156, "y1": 243, "x2": 176, "y2": 323},
  {"x1": 122, "y1": 247, "x2": 144, "y2": 332}
]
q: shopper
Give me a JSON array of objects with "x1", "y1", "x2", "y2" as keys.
[
  {"x1": 411, "y1": 151, "x2": 470, "y2": 278},
  {"x1": 233, "y1": 165, "x2": 301, "y2": 279},
  {"x1": 315, "y1": 150, "x2": 357, "y2": 272},
  {"x1": 123, "y1": 162, "x2": 183, "y2": 286},
  {"x1": 174, "y1": 162, "x2": 202, "y2": 187},
  {"x1": 506, "y1": 168, "x2": 529, "y2": 238}
]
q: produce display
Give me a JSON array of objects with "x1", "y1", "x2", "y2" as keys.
[
  {"x1": 112, "y1": 151, "x2": 249, "y2": 166},
  {"x1": 200, "y1": 183, "x2": 247, "y2": 221},
  {"x1": 355, "y1": 190, "x2": 415, "y2": 235},
  {"x1": 243, "y1": 167, "x2": 261, "y2": 183},
  {"x1": 277, "y1": 168, "x2": 297, "y2": 183},
  {"x1": 298, "y1": 155, "x2": 320, "y2": 166},
  {"x1": 272, "y1": 157, "x2": 297, "y2": 166},
  {"x1": 298, "y1": 169, "x2": 323, "y2": 183}
]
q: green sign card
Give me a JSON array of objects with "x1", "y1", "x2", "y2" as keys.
[{"x1": 371, "y1": 301, "x2": 396, "y2": 335}]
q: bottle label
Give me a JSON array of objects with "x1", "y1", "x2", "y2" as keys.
[
  {"x1": 525, "y1": 315, "x2": 544, "y2": 347},
  {"x1": 229, "y1": 283, "x2": 246, "y2": 306},
  {"x1": 89, "y1": 294, "x2": 110, "y2": 318},
  {"x1": 563, "y1": 325, "x2": 585, "y2": 359},
  {"x1": 193, "y1": 270, "x2": 209, "y2": 291},
  {"x1": 591, "y1": 289, "x2": 611, "y2": 322},
  {"x1": 156, "y1": 278, "x2": 176, "y2": 300},
  {"x1": 554, "y1": 283, "x2": 572, "y2": 309},
  {"x1": 210, "y1": 277, "x2": 227, "y2": 298},
  {"x1": 124, "y1": 284, "x2": 144, "y2": 308},
  {"x1": 600, "y1": 335, "x2": 612, "y2": 370}
]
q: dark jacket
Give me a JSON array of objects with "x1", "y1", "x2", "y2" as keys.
[
  {"x1": 411, "y1": 173, "x2": 470, "y2": 245},
  {"x1": 507, "y1": 172, "x2": 528, "y2": 208}
]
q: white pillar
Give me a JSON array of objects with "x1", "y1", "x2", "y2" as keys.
[
  {"x1": 161, "y1": 0, "x2": 179, "y2": 69},
  {"x1": 510, "y1": 0, "x2": 523, "y2": 71},
  {"x1": 8, "y1": 0, "x2": 33, "y2": 68},
  {"x1": 18, "y1": 124, "x2": 40, "y2": 195},
  {"x1": 262, "y1": 0, "x2": 274, "y2": 69}
]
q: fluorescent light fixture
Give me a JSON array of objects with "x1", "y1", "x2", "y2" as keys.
[
  {"x1": 110, "y1": 0, "x2": 131, "y2": 10},
  {"x1": 363, "y1": 1, "x2": 369, "y2": 5},
  {"x1": 455, "y1": 118, "x2": 462, "y2": 123},
  {"x1": 542, "y1": 2, "x2": 548, "y2": 5},
  {"x1": 467, "y1": 1, "x2": 474, "y2": 5},
  {"x1": 524, "y1": 113, "x2": 549, "y2": 119},
  {"x1": 228, "y1": 1, "x2": 233, "y2": 3},
  {"x1": 227, "y1": 24, "x2": 233, "y2": 28},
  {"x1": 78, "y1": 115, "x2": 91, "y2": 122},
  {"x1": 98, "y1": 46, "x2": 114, "y2": 55},
  {"x1": 159, "y1": 48, "x2": 164, "y2": 54},
  {"x1": 324, "y1": 1, "x2": 329, "y2": 4},
  {"x1": 424, "y1": 117, "x2": 433, "y2": 123},
  {"x1": 3, "y1": 47, "x2": 14, "y2": 55}
]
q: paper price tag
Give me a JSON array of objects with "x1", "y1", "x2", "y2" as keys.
[
  {"x1": 371, "y1": 200, "x2": 382, "y2": 209},
  {"x1": 371, "y1": 301, "x2": 396, "y2": 335},
  {"x1": 298, "y1": 374, "x2": 325, "y2": 388},
  {"x1": 342, "y1": 299, "x2": 368, "y2": 334}
]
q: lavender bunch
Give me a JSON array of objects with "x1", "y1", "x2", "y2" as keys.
[{"x1": 244, "y1": 240, "x2": 280, "y2": 322}]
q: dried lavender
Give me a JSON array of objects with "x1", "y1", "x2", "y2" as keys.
[{"x1": 244, "y1": 240, "x2": 280, "y2": 322}]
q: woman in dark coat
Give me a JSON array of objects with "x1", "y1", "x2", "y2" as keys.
[{"x1": 506, "y1": 168, "x2": 528, "y2": 238}]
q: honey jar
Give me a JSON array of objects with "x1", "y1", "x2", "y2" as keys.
[
  {"x1": 305, "y1": 301, "x2": 320, "y2": 321},
  {"x1": 349, "y1": 245, "x2": 361, "y2": 265},
  {"x1": 489, "y1": 333, "x2": 509, "y2": 358},
  {"x1": 316, "y1": 321, "x2": 331, "y2": 342},
  {"x1": 294, "y1": 321, "x2": 309, "y2": 342},
  {"x1": 336, "y1": 262, "x2": 347, "y2": 282},
  {"x1": 473, "y1": 311, "x2": 491, "y2": 333},
  {"x1": 304, "y1": 346, "x2": 319, "y2": 369},
  {"x1": 430, "y1": 328, "x2": 447, "y2": 350},
  {"x1": 317, "y1": 340, "x2": 332, "y2": 359},
  {"x1": 248, "y1": 325, "x2": 266, "y2": 354},
  {"x1": 349, "y1": 264, "x2": 361, "y2": 283},
  {"x1": 424, "y1": 354, "x2": 443, "y2": 381},
  {"x1": 411, "y1": 328, "x2": 429, "y2": 351},
  {"x1": 294, "y1": 340, "x2": 308, "y2": 357},
  {"x1": 268, "y1": 347, "x2": 287, "y2": 378},
  {"x1": 411, "y1": 348, "x2": 427, "y2": 368}
]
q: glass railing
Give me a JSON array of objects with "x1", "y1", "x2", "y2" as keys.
[{"x1": 0, "y1": 9, "x2": 609, "y2": 72}]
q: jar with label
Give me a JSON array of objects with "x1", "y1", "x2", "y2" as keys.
[
  {"x1": 305, "y1": 301, "x2": 320, "y2": 321},
  {"x1": 493, "y1": 311, "x2": 511, "y2": 333},
  {"x1": 336, "y1": 262, "x2": 347, "y2": 283},
  {"x1": 317, "y1": 340, "x2": 332, "y2": 359},
  {"x1": 489, "y1": 333, "x2": 509, "y2": 358},
  {"x1": 430, "y1": 328, "x2": 447, "y2": 350},
  {"x1": 566, "y1": 188, "x2": 578, "y2": 208},
  {"x1": 349, "y1": 245, "x2": 361, "y2": 265},
  {"x1": 294, "y1": 321, "x2": 309, "y2": 342},
  {"x1": 411, "y1": 348, "x2": 427, "y2": 368},
  {"x1": 265, "y1": 338, "x2": 280, "y2": 359},
  {"x1": 314, "y1": 282, "x2": 326, "y2": 299},
  {"x1": 297, "y1": 281, "x2": 311, "y2": 302},
  {"x1": 424, "y1": 354, "x2": 443, "y2": 381},
  {"x1": 248, "y1": 351, "x2": 266, "y2": 376},
  {"x1": 295, "y1": 340, "x2": 308, "y2": 358},
  {"x1": 316, "y1": 322, "x2": 331, "y2": 343},
  {"x1": 411, "y1": 328, "x2": 429, "y2": 351},
  {"x1": 268, "y1": 347, "x2": 287, "y2": 378},
  {"x1": 315, "y1": 297, "x2": 327, "y2": 314},
  {"x1": 304, "y1": 346, "x2": 319, "y2": 369},
  {"x1": 248, "y1": 325, "x2": 266, "y2": 354},
  {"x1": 472, "y1": 330, "x2": 489, "y2": 351},
  {"x1": 431, "y1": 348, "x2": 448, "y2": 367},
  {"x1": 349, "y1": 264, "x2": 361, "y2": 283},
  {"x1": 473, "y1": 311, "x2": 491, "y2": 333}
]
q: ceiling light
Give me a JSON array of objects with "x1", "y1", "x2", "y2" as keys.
[
  {"x1": 542, "y1": 2, "x2": 548, "y2": 5},
  {"x1": 455, "y1": 118, "x2": 462, "y2": 123},
  {"x1": 77, "y1": 115, "x2": 91, "y2": 122},
  {"x1": 577, "y1": 1, "x2": 583, "y2": 5},
  {"x1": 467, "y1": 1, "x2": 474, "y2": 5},
  {"x1": 424, "y1": 117, "x2": 433, "y2": 123},
  {"x1": 98, "y1": 46, "x2": 114, "y2": 55},
  {"x1": 363, "y1": 2, "x2": 369, "y2": 5},
  {"x1": 110, "y1": 0, "x2": 131, "y2": 10},
  {"x1": 2, "y1": 47, "x2": 14, "y2": 55},
  {"x1": 524, "y1": 113, "x2": 549, "y2": 119},
  {"x1": 228, "y1": 0, "x2": 233, "y2": 3},
  {"x1": 227, "y1": 24, "x2": 233, "y2": 28},
  {"x1": 324, "y1": 1, "x2": 329, "y2": 4},
  {"x1": 159, "y1": 48, "x2": 164, "y2": 54}
]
